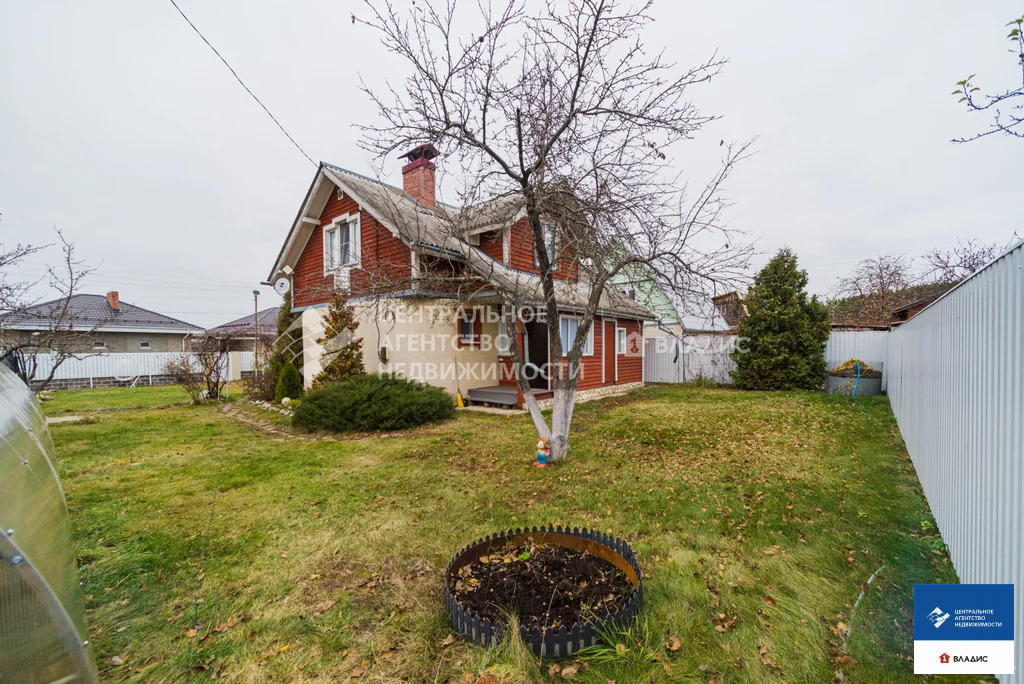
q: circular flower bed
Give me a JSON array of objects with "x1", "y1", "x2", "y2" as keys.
[{"x1": 443, "y1": 526, "x2": 642, "y2": 659}]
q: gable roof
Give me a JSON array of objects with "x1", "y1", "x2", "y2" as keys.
[
  {"x1": 206, "y1": 307, "x2": 280, "y2": 337},
  {"x1": 2, "y1": 294, "x2": 203, "y2": 333},
  {"x1": 269, "y1": 163, "x2": 654, "y2": 321}
]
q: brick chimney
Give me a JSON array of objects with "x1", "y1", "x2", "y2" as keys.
[
  {"x1": 712, "y1": 291, "x2": 743, "y2": 328},
  {"x1": 106, "y1": 291, "x2": 120, "y2": 312},
  {"x1": 400, "y1": 143, "x2": 439, "y2": 209}
]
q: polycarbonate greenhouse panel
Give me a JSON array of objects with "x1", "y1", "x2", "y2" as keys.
[
  {"x1": 0, "y1": 365, "x2": 97, "y2": 683},
  {"x1": 886, "y1": 239, "x2": 1023, "y2": 682}
]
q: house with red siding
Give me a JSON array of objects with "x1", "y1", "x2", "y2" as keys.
[{"x1": 267, "y1": 146, "x2": 652, "y2": 408}]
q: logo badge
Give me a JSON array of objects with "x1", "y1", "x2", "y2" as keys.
[{"x1": 914, "y1": 584, "x2": 1014, "y2": 674}]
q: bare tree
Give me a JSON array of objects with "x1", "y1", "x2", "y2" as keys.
[
  {"x1": 0, "y1": 229, "x2": 99, "y2": 389},
  {"x1": 922, "y1": 238, "x2": 999, "y2": 283},
  {"x1": 357, "y1": 0, "x2": 751, "y2": 460},
  {"x1": 952, "y1": 15, "x2": 1024, "y2": 142},
  {"x1": 165, "y1": 335, "x2": 233, "y2": 404},
  {"x1": 830, "y1": 254, "x2": 912, "y2": 326}
]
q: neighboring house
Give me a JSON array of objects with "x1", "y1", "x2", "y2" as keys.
[
  {"x1": 609, "y1": 264, "x2": 682, "y2": 337},
  {"x1": 205, "y1": 307, "x2": 281, "y2": 351},
  {"x1": 890, "y1": 294, "x2": 942, "y2": 327},
  {"x1": 1, "y1": 291, "x2": 202, "y2": 353},
  {"x1": 267, "y1": 146, "x2": 653, "y2": 408}
]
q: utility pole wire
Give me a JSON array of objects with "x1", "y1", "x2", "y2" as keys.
[{"x1": 167, "y1": 0, "x2": 317, "y2": 167}]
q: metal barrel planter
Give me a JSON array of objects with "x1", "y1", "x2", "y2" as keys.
[{"x1": 443, "y1": 526, "x2": 643, "y2": 659}]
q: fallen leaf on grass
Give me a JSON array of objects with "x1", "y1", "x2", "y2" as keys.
[
  {"x1": 763, "y1": 595, "x2": 776, "y2": 607},
  {"x1": 185, "y1": 628, "x2": 198, "y2": 638},
  {"x1": 440, "y1": 634, "x2": 456, "y2": 647},
  {"x1": 547, "y1": 663, "x2": 561, "y2": 676},
  {"x1": 109, "y1": 656, "x2": 124, "y2": 667},
  {"x1": 560, "y1": 664, "x2": 578, "y2": 679},
  {"x1": 666, "y1": 635, "x2": 681, "y2": 651}
]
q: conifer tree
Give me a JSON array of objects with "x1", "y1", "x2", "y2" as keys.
[
  {"x1": 311, "y1": 292, "x2": 365, "y2": 388},
  {"x1": 731, "y1": 249, "x2": 830, "y2": 390}
]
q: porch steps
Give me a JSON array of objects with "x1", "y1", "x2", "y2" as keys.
[{"x1": 465, "y1": 385, "x2": 519, "y2": 408}]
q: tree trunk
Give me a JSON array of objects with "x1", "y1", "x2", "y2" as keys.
[{"x1": 548, "y1": 386, "x2": 577, "y2": 461}]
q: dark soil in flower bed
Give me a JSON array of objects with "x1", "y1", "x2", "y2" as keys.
[{"x1": 448, "y1": 543, "x2": 632, "y2": 629}]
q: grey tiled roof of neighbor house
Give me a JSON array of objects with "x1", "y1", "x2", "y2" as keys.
[
  {"x1": 206, "y1": 307, "x2": 281, "y2": 337},
  {"x1": 2, "y1": 294, "x2": 203, "y2": 332}
]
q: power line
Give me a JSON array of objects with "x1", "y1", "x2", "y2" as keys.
[{"x1": 166, "y1": 0, "x2": 316, "y2": 167}]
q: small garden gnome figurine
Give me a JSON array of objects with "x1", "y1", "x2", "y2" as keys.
[{"x1": 534, "y1": 437, "x2": 550, "y2": 468}]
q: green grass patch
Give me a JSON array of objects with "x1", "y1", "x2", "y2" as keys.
[
  {"x1": 42, "y1": 384, "x2": 194, "y2": 414},
  {"x1": 47, "y1": 385, "x2": 980, "y2": 682}
]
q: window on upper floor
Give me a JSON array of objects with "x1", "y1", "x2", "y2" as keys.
[
  {"x1": 559, "y1": 317, "x2": 594, "y2": 356},
  {"x1": 534, "y1": 221, "x2": 559, "y2": 271},
  {"x1": 324, "y1": 215, "x2": 360, "y2": 274}
]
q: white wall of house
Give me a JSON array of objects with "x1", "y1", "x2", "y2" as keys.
[{"x1": 300, "y1": 298, "x2": 502, "y2": 396}]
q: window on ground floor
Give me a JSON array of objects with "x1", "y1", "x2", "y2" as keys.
[
  {"x1": 616, "y1": 327, "x2": 627, "y2": 355},
  {"x1": 559, "y1": 317, "x2": 594, "y2": 356},
  {"x1": 457, "y1": 308, "x2": 481, "y2": 346}
]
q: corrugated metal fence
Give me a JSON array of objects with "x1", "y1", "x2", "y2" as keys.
[
  {"x1": 29, "y1": 351, "x2": 257, "y2": 386},
  {"x1": 645, "y1": 330, "x2": 892, "y2": 386},
  {"x1": 32, "y1": 352, "x2": 184, "y2": 382},
  {"x1": 644, "y1": 336, "x2": 737, "y2": 384},
  {"x1": 886, "y1": 240, "x2": 1023, "y2": 682}
]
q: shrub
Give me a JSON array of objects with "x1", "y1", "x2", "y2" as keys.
[
  {"x1": 292, "y1": 373, "x2": 454, "y2": 433},
  {"x1": 275, "y1": 360, "x2": 304, "y2": 402},
  {"x1": 731, "y1": 249, "x2": 830, "y2": 390}
]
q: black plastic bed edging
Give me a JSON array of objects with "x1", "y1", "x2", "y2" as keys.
[{"x1": 442, "y1": 525, "x2": 643, "y2": 659}]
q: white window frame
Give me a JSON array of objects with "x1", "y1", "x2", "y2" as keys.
[
  {"x1": 616, "y1": 327, "x2": 627, "y2": 355},
  {"x1": 559, "y1": 315, "x2": 594, "y2": 357},
  {"x1": 323, "y1": 213, "x2": 361, "y2": 277},
  {"x1": 92, "y1": 339, "x2": 107, "y2": 350},
  {"x1": 534, "y1": 220, "x2": 559, "y2": 271},
  {"x1": 497, "y1": 307, "x2": 513, "y2": 356},
  {"x1": 138, "y1": 341, "x2": 152, "y2": 350}
]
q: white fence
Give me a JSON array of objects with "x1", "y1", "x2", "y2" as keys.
[
  {"x1": 29, "y1": 351, "x2": 258, "y2": 387},
  {"x1": 645, "y1": 330, "x2": 892, "y2": 386},
  {"x1": 886, "y1": 240, "x2": 1023, "y2": 682},
  {"x1": 644, "y1": 335, "x2": 737, "y2": 384},
  {"x1": 32, "y1": 352, "x2": 186, "y2": 383}
]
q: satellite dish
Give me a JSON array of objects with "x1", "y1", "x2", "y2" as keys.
[{"x1": 274, "y1": 278, "x2": 290, "y2": 295}]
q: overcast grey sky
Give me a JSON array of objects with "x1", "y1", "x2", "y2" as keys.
[{"x1": 2, "y1": 1, "x2": 1021, "y2": 328}]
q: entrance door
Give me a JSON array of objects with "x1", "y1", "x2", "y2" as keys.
[
  {"x1": 523, "y1": 319, "x2": 550, "y2": 390},
  {"x1": 604, "y1": 319, "x2": 616, "y2": 384}
]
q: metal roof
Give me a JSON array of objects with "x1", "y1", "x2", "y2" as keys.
[
  {"x1": 206, "y1": 307, "x2": 280, "y2": 337},
  {"x1": 2, "y1": 294, "x2": 203, "y2": 333}
]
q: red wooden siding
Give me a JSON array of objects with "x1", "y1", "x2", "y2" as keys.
[
  {"x1": 616, "y1": 319, "x2": 643, "y2": 384},
  {"x1": 292, "y1": 184, "x2": 413, "y2": 309},
  {"x1": 506, "y1": 217, "x2": 576, "y2": 280},
  {"x1": 551, "y1": 317, "x2": 603, "y2": 390},
  {"x1": 479, "y1": 229, "x2": 504, "y2": 262},
  {"x1": 603, "y1": 318, "x2": 616, "y2": 384}
]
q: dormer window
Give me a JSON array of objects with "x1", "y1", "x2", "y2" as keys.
[{"x1": 324, "y1": 215, "x2": 360, "y2": 275}]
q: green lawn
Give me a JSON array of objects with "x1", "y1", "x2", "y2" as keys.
[{"x1": 46, "y1": 385, "x2": 979, "y2": 683}]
